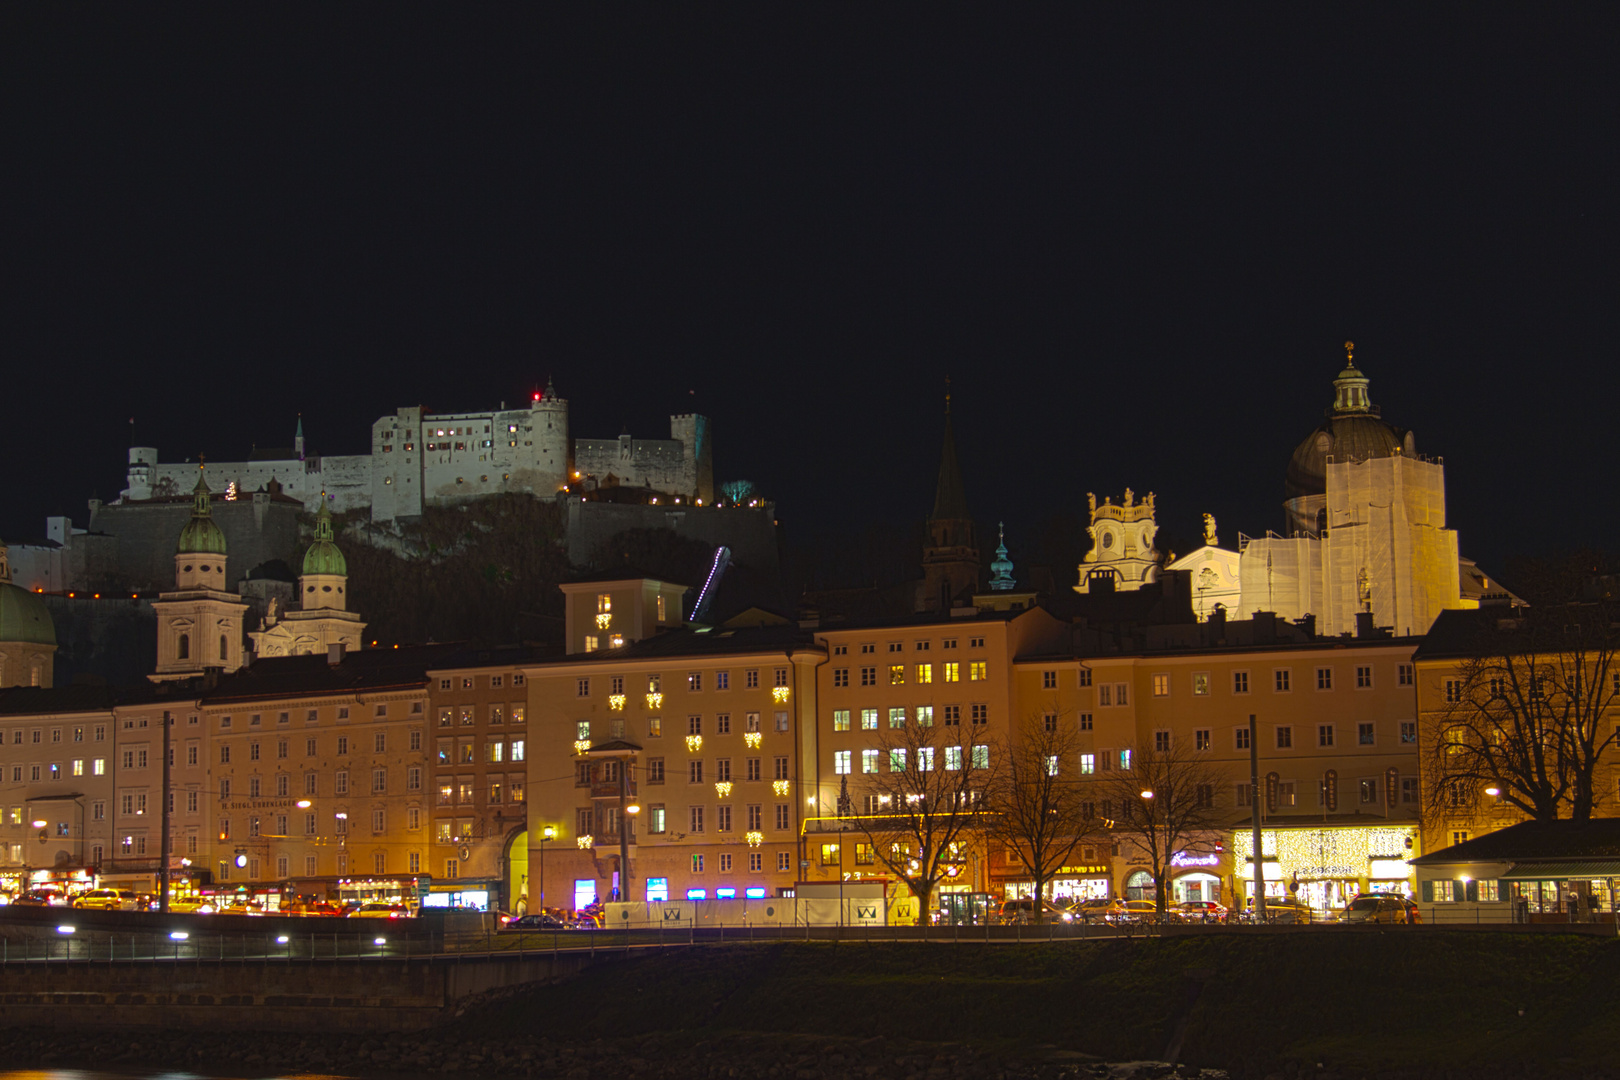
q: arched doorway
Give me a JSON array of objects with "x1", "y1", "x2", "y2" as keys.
[
  {"x1": 501, "y1": 826, "x2": 528, "y2": 915},
  {"x1": 1125, "y1": 870, "x2": 1156, "y2": 902}
]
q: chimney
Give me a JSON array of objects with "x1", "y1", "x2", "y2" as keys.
[
  {"x1": 327, "y1": 642, "x2": 346, "y2": 666},
  {"x1": 1355, "y1": 612, "x2": 1376, "y2": 640},
  {"x1": 1253, "y1": 610, "x2": 1277, "y2": 644},
  {"x1": 1296, "y1": 613, "x2": 1316, "y2": 639}
]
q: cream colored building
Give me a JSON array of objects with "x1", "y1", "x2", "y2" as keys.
[
  {"x1": 1075, "y1": 490, "x2": 1161, "y2": 594},
  {"x1": 521, "y1": 578, "x2": 820, "y2": 911},
  {"x1": 249, "y1": 497, "x2": 366, "y2": 659},
  {"x1": 1007, "y1": 612, "x2": 1425, "y2": 911}
]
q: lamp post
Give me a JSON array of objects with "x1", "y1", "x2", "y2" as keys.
[{"x1": 538, "y1": 825, "x2": 555, "y2": 911}]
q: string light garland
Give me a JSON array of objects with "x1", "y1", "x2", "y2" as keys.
[
  {"x1": 608, "y1": 694, "x2": 626, "y2": 711},
  {"x1": 577, "y1": 835, "x2": 593, "y2": 849},
  {"x1": 573, "y1": 740, "x2": 592, "y2": 756},
  {"x1": 772, "y1": 780, "x2": 790, "y2": 797},
  {"x1": 772, "y1": 687, "x2": 791, "y2": 704},
  {"x1": 714, "y1": 782, "x2": 733, "y2": 798},
  {"x1": 744, "y1": 732, "x2": 762, "y2": 749},
  {"x1": 746, "y1": 831, "x2": 764, "y2": 848},
  {"x1": 686, "y1": 735, "x2": 703, "y2": 752},
  {"x1": 646, "y1": 692, "x2": 664, "y2": 709}
]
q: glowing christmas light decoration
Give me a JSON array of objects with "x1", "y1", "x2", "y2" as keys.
[
  {"x1": 746, "y1": 831, "x2": 764, "y2": 848},
  {"x1": 686, "y1": 735, "x2": 703, "y2": 752},
  {"x1": 772, "y1": 780, "x2": 790, "y2": 797},
  {"x1": 573, "y1": 740, "x2": 592, "y2": 755},
  {"x1": 596, "y1": 613, "x2": 612, "y2": 630},
  {"x1": 714, "y1": 782, "x2": 733, "y2": 798},
  {"x1": 744, "y1": 732, "x2": 762, "y2": 749},
  {"x1": 772, "y1": 686, "x2": 791, "y2": 704},
  {"x1": 646, "y1": 693, "x2": 664, "y2": 709},
  {"x1": 608, "y1": 694, "x2": 626, "y2": 711},
  {"x1": 577, "y1": 835, "x2": 593, "y2": 849}
]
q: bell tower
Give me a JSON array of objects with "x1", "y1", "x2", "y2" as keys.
[
  {"x1": 919, "y1": 387, "x2": 979, "y2": 613},
  {"x1": 151, "y1": 465, "x2": 249, "y2": 681},
  {"x1": 250, "y1": 494, "x2": 366, "y2": 658}
]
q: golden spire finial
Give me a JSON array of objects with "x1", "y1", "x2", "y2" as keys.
[{"x1": 1344, "y1": 341, "x2": 1354, "y2": 365}]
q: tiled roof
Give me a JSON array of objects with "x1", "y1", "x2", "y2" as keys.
[
  {"x1": 1409, "y1": 819, "x2": 1620, "y2": 865},
  {"x1": 199, "y1": 644, "x2": 466, "y2": 703}
]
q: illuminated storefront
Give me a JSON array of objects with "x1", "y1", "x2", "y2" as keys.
[
  {"x1": 1168, "y1": 850, "x2": 1223, "y2": 904},
  {"x1": 1232, "y1": 823, "x2": 1417, "y2": 910}
]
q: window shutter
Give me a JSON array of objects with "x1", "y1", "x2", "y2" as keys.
[
  {"x1": 1421, "y1": 879, "x2": 1433, "y2": 903},
  {"x1": 1465, "y1": 880, "x2": 1479, "y2": 903}
]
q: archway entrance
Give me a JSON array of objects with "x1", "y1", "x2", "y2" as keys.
[
  {"x1": 1125, "y1": 870, "x2": 1156, "y2": 902},
  {"x1": 503, "y1": 828, "x2": 528, "y2": 915}
]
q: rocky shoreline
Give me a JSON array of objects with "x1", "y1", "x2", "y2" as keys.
[{"x1": 0, "y1": 1025, "x2": 1608, "y2": 1080}]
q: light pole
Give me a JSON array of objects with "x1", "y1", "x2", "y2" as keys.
[{"x1": 538, "y1": 825, "x2": 555, "y2": 912}]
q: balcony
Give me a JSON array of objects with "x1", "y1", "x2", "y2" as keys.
[{"x1": 591, "y1": 780, "x2": 637, "y2": 800}]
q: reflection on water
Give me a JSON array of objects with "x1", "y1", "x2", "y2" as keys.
[{"x1": 0, "y1": 1072, "x2": 360, "y2": 1080}]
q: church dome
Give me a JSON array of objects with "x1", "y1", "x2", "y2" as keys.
[
  {"x1": 176, "y1": 470, "x2": 228, "y2": 555},
  {"x1": 1285, "y1": 349, "x2": 1413, "y2": 501},
  {"x1": 0, "y1": 543, "x2": 55, "y2": 646},
  {"x1": 301, "y1": 497, "x2": 347, "y2": 577}
]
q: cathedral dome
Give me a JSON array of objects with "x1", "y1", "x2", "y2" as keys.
[
  {"x1": 1284, "y1": 351, "x2": 1413, "y2": 502},
  {"x1": 176, "y1": 470, "x2": 228, "y2": 555},
  {"x1": 301, "y1": 497, "x2": 347, "y2": 577},
  {"x1": 0, "y1": 543, "x2": 55, "y2": 646}
]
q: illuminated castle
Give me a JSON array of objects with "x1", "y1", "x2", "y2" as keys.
[{"x1": 118, "y1": 381, "x2": 714, "y2": 525}]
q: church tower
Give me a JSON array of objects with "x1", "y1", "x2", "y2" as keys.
[
  {"x1": 918, "y1": 393, "x2": 979, "y2": 613},
  {"x1": 1075, "y1": 489, "x2": 1162, "y2": 594},
  {"x1": 151, "y1": 467, "x2": 249, "y2": 681},
  {"x1": 250, "y1": 494, "x2": 367, "y2": 658}
]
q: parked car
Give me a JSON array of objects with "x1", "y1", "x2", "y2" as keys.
[
  {"x1": 993, "y1": 898, "x2": 1076, "y2": 925},
  {"x1": 501, "y1": 912, "x2": 570, "y2": 932},
  {"x1": 166, "y1": 896, "x2": 216, "y2": 914},
  {"x1": 72, "y1": 888, "x2": 138, "y2": 911},
  {"x1": 1243, "y1": 897, "x2": 1313, "y2": 924},
  {"x1": 1169, "y1": 900, "x2": 1228, "y2": 924},
  {"x1": 13, "y1": 890, "x2": 67, "y2": 907},
  {"x1": 1117, "y1": 900, "x2": 1161, "y2": 922},
  {"x1": 1341, "y1": 894, "x2": 1420, "y2": 925},
  {"x1": 1068, "y1": 897, "x2": 1128, "y2": 924},
  {"x1": 350, "y1": 902, "x2": 410, "y2": 919}
]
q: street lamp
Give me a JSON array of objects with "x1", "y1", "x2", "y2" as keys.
[
  {"x1": 538, "y1": 825, "x2": 555, "y2": 912},
  {"x1": 1485, "y1": 786, "x2": 1501, "y2": 797}
]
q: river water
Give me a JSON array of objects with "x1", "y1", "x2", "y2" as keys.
[{"x1": 0, "y1": 1072, "x2": 366, "y2": 1080}]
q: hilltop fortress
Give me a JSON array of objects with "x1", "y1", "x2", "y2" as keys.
[{"x1": 121, "y1": 381, "x2": 715, "y2": 524}]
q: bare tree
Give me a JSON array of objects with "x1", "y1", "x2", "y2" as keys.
[
  {"x1": 851, "y1": 716, "x2": 997, "y2": 925},
  {"x1": 983, "y1": 714, "x2": 1104, "y2": 924},
  {"x1": 1090, "y1": 741, "x2": 1227, "y2": 918},
  {"x1": 1425, "y1": 604, "x2": 1620, "y2": 825}
]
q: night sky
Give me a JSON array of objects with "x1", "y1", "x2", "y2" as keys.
[{"x1": 4, "y1": 9, "x2": 1615, "y2": 582}]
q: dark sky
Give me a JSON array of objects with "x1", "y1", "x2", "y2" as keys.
[{"x1": 4, "y1": 8, "x2": 1615, "y2": 581}]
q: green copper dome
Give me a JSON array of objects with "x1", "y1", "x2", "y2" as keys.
[
  {"x1": 301, "y1": 497, "x2": 347, "y2": 577},
  {"x1": 0, "y1": 542, "x2": 56, "y2": 646},
  {"x1": 176, "y1": 469, "x2": 228, "y2": 556}
]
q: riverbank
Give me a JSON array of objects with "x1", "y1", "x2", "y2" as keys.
[{"x1": 0, "y1": 931, "x2": 1615, "y2": 1078}]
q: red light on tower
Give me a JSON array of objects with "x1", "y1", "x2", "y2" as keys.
[{"x1": 533, "y1": 392, "x2": 540, "y2": 401}]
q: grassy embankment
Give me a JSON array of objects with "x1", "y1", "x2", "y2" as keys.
[{"x1": 456, "y1": 932, "x2": 1620, "y2": 1072}]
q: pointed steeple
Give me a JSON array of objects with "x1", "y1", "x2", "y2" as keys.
[
  {"x1": 931, "y1": 385, "x2": 970, "y2": 522},
  {"x1": 295, "y1": 414, "x2": 305, "y2": 460}
]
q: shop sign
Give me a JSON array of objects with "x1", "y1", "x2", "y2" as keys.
[
  {"x1": 220, "y1": 798, "x2": 296, "y2": 811},
  {"x1": 1055, "y1": 865, "x2": 1110, "y2": 875},
  {"x1": 1170, "y1": 852, "x2": 1220, "y2": 868}
]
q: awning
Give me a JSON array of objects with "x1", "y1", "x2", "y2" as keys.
[{"x1": 1499, "y1": 861, "x2": 1620, "y2": 880}]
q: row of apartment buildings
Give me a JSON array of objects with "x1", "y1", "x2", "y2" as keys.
[{"x1": 0, "y1": 569, "x2": 1496, "y2": 917}]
